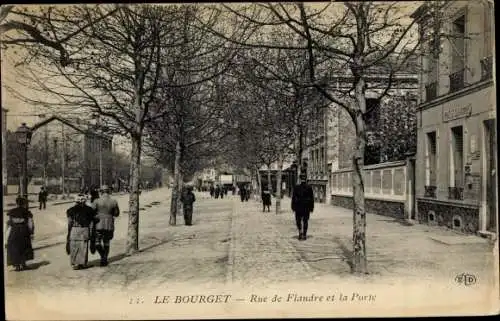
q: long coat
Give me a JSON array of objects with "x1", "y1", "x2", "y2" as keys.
[
  {"x1": 261, "y1": 190, "x2": 272, "y2": 206},
  {"x1": 93, "y1": 194, "x2": 120, "y2": 231},
  {"x1": 292, "y1": 183, "x2": 315, "y2": 214},
  {"x1": 6, "y1": 207, "x2": 35, "y2": 266}
]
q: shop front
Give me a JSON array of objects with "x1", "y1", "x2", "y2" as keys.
[{"x1": 416, "y1": 82, "x2": 496, "y2": 236}]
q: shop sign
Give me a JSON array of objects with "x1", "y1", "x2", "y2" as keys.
[{"x1": 443, "y1": 104, "x2": 472, "y2": 122}]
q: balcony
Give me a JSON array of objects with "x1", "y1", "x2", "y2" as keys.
[
  {"x1": 480, "y1": 56, "x2": 493, "y2": 80},
  {"x1": 424, "y1": 185, "x2": 437, "y2": 198},
  {"x1": 425, "y1": 82, "x2": 438, "y2": 101},
  {"x1": 448, "y1": 186, "x2": 464, "y2": 200},
  {"x1": 449, "y1": 69, "x2": 465, "y2": 93}
]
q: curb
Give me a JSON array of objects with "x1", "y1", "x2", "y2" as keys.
[{"x1": 3, "y1": 200, "x2": 76, "y2": 213}]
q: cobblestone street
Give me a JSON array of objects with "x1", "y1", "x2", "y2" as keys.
[{"x1": 5, "y1": 192, "x2": 499, "y2": 319}]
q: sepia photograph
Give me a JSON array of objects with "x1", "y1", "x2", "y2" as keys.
[{"x1": 1, "y1": 1, "x2": 498, "y2": 319}]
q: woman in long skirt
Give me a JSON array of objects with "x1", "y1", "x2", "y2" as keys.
[
  {"x1": 6, "y1": 196, "x2": 35, "y2": 271},
  {"x1": 66, "y1": 194, "x2": 98, "y2": 270}
]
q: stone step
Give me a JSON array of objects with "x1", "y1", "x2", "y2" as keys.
[{"x1": 478, "y1": 230, "x2": 497, "y2": 241}]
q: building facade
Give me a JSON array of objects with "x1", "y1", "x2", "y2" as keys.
[
  {"x1": 412, "y1": 1, "x2": 496, "y2": 236},
  {"x1": 2, "y1": 108, "x2": 8, "y2": 194},
  {"x1": 306, "y1": 74, "x2": 419, "y2": 204},
  {"x1": 6, "y1": 115, "x2": 113, "y2": 194}
]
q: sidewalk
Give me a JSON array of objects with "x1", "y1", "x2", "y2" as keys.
[
  {"x1": 266, "y1": 196, "x2": 496, "y2": 284},
  {"x1": 3, "y1": 193, "x2": 80, "y2": 212}
]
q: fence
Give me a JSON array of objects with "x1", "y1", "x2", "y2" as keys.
[{"x1": 330, "y1": 159, "x2": 416, "y2": 220}]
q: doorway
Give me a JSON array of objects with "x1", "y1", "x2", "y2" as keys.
[{"x1": 484, "y1": 119, "x2": 497, "y2": 232}]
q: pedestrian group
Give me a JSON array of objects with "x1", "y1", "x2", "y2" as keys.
[{"x1": 6, "y1": 174, "x2": 316, "y2": 272}]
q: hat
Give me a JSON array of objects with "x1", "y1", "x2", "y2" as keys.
[
  {"x1": 16, "y1": 196, "x2": 27, "y2": 206},
  {"x1": 100, "y1": 185, "x2": 110, "y2": 192},
  {"x1": 76, "y1": 193, "x2": 87, "y2": 203}
]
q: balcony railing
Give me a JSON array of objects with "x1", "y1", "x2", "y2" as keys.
[
  {"x1": 449, "y1": 69, "x2": 465, "y2": 93},
  {"x1": 448, "y1": 187, "x2": 464, "y2": 200},
  {"x1": 425, "y1": 82, "x2": 438, "y2": 101},
  {"x1": 424, "y1": 185, "x2": 437, "y2": 198},
  {"x1": 480, "y1": 56, "x2": 493, "y2": 80}
]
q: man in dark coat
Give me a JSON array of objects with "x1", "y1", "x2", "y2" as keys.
[
  {"x1": 6, "y1": 196, "x2": 35, "y2": 271},
  {"x1": 261, "y1": 188, "x2": 272, "y2": 212},
  {"x1": 66, "y1": 194, "x2": 98, "y2": 270},
  {"x1": 92, "y1": 185, "x2": 120, "y2": 266},
  {"x1": 38, "y1": 186, "x2": 48, "y2": 210},
  {"x1": 292, "y1": 174, "x2": 314, "y2": 240},
  {"x1": 209, "y1": 185, "x2": 214, "y2": 198},
  {"x1": 239, "y1": 185, "x2": 246, "y2": 202},
  {"x1": 180, "y1": 186, "x2": 196, "y2": 226}
]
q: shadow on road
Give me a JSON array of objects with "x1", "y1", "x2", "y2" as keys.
[
  {"x1": 376, "y1": 219, "x2": 414, "y2": 227},
  {"x1": 291, "y1": 235, "x2": 314, "y2": 240},
  {"x1": 26, "y1": 260, "x2": 51, "y2": 270},
  {"x1": 332, "y1": 236, "x2": 354, "y2": 272},
  {"x1": 88, "y1": 253, "x2": 128, "y2": 267}
]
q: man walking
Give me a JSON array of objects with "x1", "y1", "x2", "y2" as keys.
[
  {"x1": 291, "y1": 174, "x2": 314, "y2": 241},
  {"x1": 93, "y1": 185, "x2": 119, "y2": 266},
  {"x1": 180, "y1": 186, "x2": 196, "y2": 226},
  {"x1": 38, "y1": 187, "x2": 48, "y2": 210}
]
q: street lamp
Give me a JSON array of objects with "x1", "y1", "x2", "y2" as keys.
[{"x1": 15, "y1": 123, "x2": 32, "y2": 198}]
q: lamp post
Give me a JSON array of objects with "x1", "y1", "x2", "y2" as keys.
[{"x1": 15, "y1": 123, "x2": 32, "y2": 198}]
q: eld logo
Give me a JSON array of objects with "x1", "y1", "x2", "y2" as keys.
[{"x1": 455, "y1": 273, "x2": 477, "y2": 286}]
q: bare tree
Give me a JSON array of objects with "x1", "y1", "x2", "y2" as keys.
[
  {"x1": 7, "y1": 4, "x2": 190, "y2": 255},
  {"x1": 1, "y1": 5, "x2": 122, "y2": 66},
  {"x1": 201, "y1": 2, "x2": 434, "y2": 273},
  {"x1": 144, "y1": 5, "x2": 240, "y2": 225}
]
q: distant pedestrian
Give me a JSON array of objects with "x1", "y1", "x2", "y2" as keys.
[
  {"x1": 245, "y1": 186, "x2": 251, "y2": 201},
  {"x1": 209, "y1": 185, "x2": 214, "y2": 198},
  {"x1": 6, "y1": 196, "x2": 35, "y2": 271},
  {"x1": 90, "y1": 187, "x2": 100, "y2": 203},
  {"x1": 93, "y1": 185, "x2": 120, "y2": 267},
  {"x1": 38, "y1": 186, "x2": 48, "y2": 210},
  {"x1": 292, "y1": 174, "x2": 314, "y2": 241},
  {"x1": 240, "y1": 186, "x2": 246, "y2": 202},
  {"x1": 261, "y1": 188, "x2": 271, "y2": 212},
  {"x1": 66, "y1": 194, "x2": 98, "y2": 270},
  {"x1": 180, "y1": 186, "x2": 196, "y2": 226},
  {"x1": 214, "y1": 185, "x2": 220, "y2": 199},
  {"x1": 220, "y1": 186, "x2": 225, "y2": 199}
]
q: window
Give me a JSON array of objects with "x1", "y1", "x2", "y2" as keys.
[
  {"x1": 320, "y1": 147, "x2": 325, "y2": 174},
  {"x1": 449, "y1": 126, "x2": 464, "y2": 200},
  {"x1": 481, "y1": 2, "x2": 493, "y2": 80},
  {"x1": 425, "y1": 131, "x2": 437, "y2": 186},
  {"x1": 450, "y1": 14, "x2": 466, "y2": 92}
]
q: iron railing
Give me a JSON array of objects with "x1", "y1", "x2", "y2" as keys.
[
  {"x1": 449, "y1": 69, "x2": 465, "y2": 93},
  {"x1": 425, "y1": 82, "x2": 438, "y2": 101},
  {"x1": 448, "y1": 186, "x2": 464, "y2": 200},
  {"x1": 480, "y1": 56, "x2": 493, "y2": 80},
  {"x1": 424, "y1": 185, "x2": 437, "y2": 198}
]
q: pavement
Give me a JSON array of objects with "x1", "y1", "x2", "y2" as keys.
[{"x1": 5, "y1": 192, "x2": 499, "y2": 319}]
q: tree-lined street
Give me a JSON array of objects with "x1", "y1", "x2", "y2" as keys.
[
  {"x1": 6, "y1": 192, "x2": 495, "y2": 292},
  {"x1": 2, "y1": 3, "x2": 497, "y2": 319}
]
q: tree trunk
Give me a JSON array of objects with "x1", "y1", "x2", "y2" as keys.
[
  {"x1": 351, "y1": 78, "x2": 368, "y2": 274},
  {"x1": 267, "y1": 164, "x2": 272, "y2": 193},
  {"x1": 126, "y1": 133, "x2": 142, "y2": 255},
  {"x1": 255, "y1": 165, "x2": 262, "y2": 201},
  {"x1": 296, "y1": 128, "x2": 303, "y2": 184},
  {"x1": 169, "y1": 141, "x2": 182, "y2": 226},
  {"x1": 275, "y1": 154, "x2": 283, "y2": 214}
]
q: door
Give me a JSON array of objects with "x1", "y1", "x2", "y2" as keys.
[{"x1": 485, "y1": 119, "x2": 497, "y2": 232}]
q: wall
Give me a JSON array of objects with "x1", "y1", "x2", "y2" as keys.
[{"x1": 330, "y1": 160, "x2": 413, "y2": 220}]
